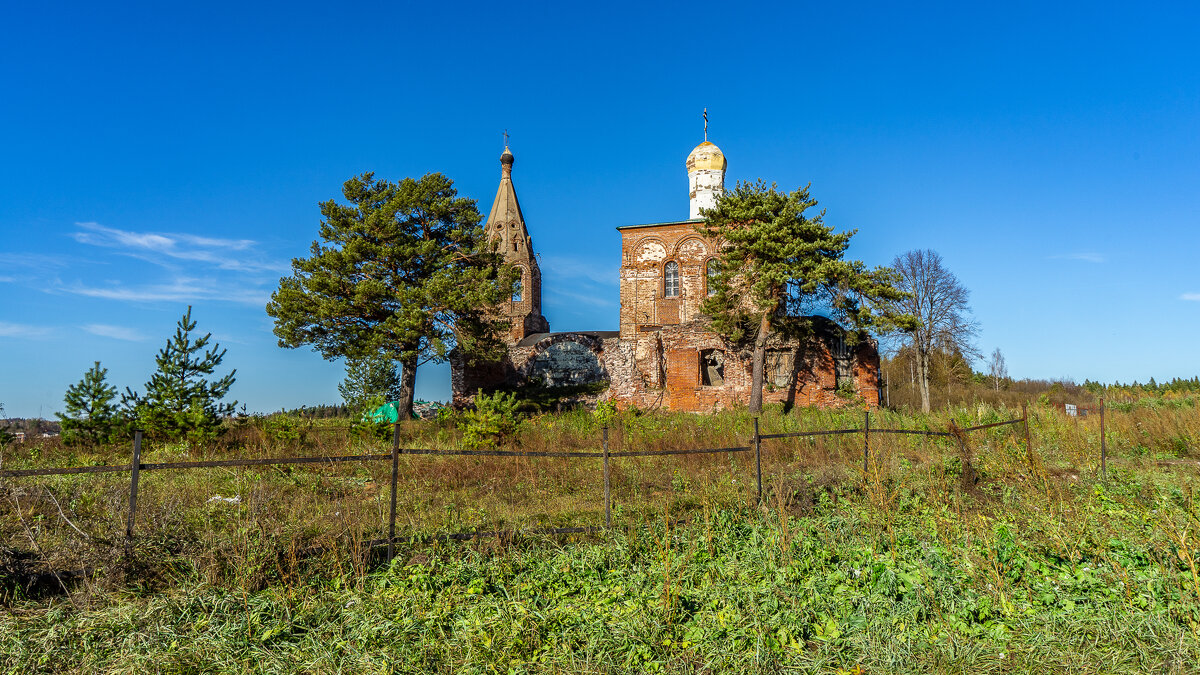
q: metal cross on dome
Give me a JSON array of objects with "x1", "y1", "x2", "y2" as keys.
[{"x1": 703, "y1": 109, "x2": 708, "y2": 141}]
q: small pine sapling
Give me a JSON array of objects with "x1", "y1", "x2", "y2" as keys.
[
  {"x1": 57, "y1": 361, "x2": 119, "y2": 445},
  {"x1": 123, "y1": 306, "x2": 237, "y2": 442}
]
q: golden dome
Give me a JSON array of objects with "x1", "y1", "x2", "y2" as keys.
[{"x1": 686, "y1": 141, "x2": 727, "y2": 173}]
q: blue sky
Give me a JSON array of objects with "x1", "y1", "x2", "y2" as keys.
[{"x1": 2, "y1": 1, "x2": 1198, "y2": 417}]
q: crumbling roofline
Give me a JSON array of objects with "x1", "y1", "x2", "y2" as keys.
[{"x1": 616, "y1": 219, "x2": 704, "y2": 231}]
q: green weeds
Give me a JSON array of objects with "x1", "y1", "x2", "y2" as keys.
[{"x1": 2, "y1": 403, "x2": 1200, "y2": 672}]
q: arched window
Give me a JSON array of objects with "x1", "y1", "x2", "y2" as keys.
[
  {"x1": 664, "y1": 261, "x2": 680, "y2": 298},
  {"x1": 706, "y1": 259, "x2": 719, "y2": 297}
]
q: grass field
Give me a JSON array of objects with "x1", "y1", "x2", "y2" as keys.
[{"x1": 2, "y1": 401, "x2": 1199, "y2": 673}]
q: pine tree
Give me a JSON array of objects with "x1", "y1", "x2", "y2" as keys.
[
  {"x1": 267, "y1": 172, "x2": 512, "y2": 419},
  {"x1": 0, "y1": 403, "x2": 10, "y2": 445},
  {"x1": 699, "y1": 180, "x2": 912, "y2": 412},
  {"x1": 57, "y1": 361, "x2": 119, "y2": 445},
  {"x1": 338, "y1": 352, "x2": 403, "y2": 416},
  {"x1": 123, "y1": 306, "x2": 237, "y2": 440}
]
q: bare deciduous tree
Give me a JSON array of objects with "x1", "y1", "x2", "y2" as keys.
[
  {"x1": 988, "y1": 348, "x2": 1008, "y2": 391},
  {"x1": 886, "y1": 249, "x2": 979, "y2": 412}
]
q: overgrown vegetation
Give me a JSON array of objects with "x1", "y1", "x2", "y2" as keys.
[
  {"x1": 337, "y1": 352, "x2": 403, "y2": 419},
  {"x1": 2, "y1": 402, "x2": 1199, "y2": 672}
]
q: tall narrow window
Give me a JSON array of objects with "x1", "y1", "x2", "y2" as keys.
[
  {"x1": 512, "y1": 278, "x2": 522, "y2": 302},
  {"x1": 832, "y1": 334, "x2": 853, "y2": 386},
  {"x1": 706, "y1": 259, "x2": 718, "y2": 296},
  {"x1": 664, "y1": 261, "x2": 680, "y2": 298}
]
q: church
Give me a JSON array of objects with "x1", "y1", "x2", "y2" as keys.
[{"x1": 450, "y1": 138, "x2": 881, "y2": 411}]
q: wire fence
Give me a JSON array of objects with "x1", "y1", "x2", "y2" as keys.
[{"x1": 1, "y1": 403, "x2": 1041, "y2": 565}]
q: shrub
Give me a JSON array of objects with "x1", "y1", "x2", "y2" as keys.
[
  {"x1": 834, "y1": 379, "x2": 862, "y2": 402},
  {"x1": 592, "y1": 399, "x2": 619, "y2": 427},
  {"x1": 259, "y1": 414, "x2": 302, "y2": 443},
  {"x1": 459, "y1": 389, "x2": 521, "y2": 450}
]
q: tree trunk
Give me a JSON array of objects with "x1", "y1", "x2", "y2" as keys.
[
  {"x1": 749, "y1": 310, "x2": 772, "y2": 413},
  {"x1": 917, "y1": 348, "x2": 932, "y2": 413},
  {"x1": 396, "y1": 356, "x2": 417, "y2": 420}
]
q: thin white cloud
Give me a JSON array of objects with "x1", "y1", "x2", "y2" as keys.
[
  {"x1": 1050, "y1": 252, "x2": 1106, "y2": 263},
  {"x1": 0, "y1": 276, "x2": 14, "y2": 283},
  {"x1": 72, "y1": 222, "x2": 287, "y2": 273},
  {"x1": 62, "y1": 277, "x2": 272, "y2": 306},
  {"x1": 1181, "y1": 293, "x2": 1200, "y2": 302},
  {"x1": 0, "y1": 253, "x2": 71, "y2": 271},
  {"x1": 0, "y1": 322, "x2": 52, "y2": 338},
  {"x1": 82, "y1": 324, "x2": 146, "y2": 341},
  {"x1": 540, "y1": 255, "x2": 619, "y2": 286}
]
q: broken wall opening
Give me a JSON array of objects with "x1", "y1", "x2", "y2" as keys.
[{"x1": 700, "y1": 348, "x2": 725, "y2": 386}]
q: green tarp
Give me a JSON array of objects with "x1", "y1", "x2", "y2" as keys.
[
  {"x1": 368, "y1": 401, "x2": 401, "y2": 424},
  {"x1": 367, "y1": 400, "x2": 445, "y2": 422}
]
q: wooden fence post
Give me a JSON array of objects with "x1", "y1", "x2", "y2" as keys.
[
  {"x1": 602, "y1": 426, "x2": 612, "y2": 528},
  {"x1": 1022, "y1": 401, "x2": 1033, "y2": 464},
  {"x1": 1100, "y1": 398, "x2": 1107, "y2": 483},
  {"x1": 949, "y1": 421, "x2": 976, "y2": 490},
  {"x1": 125, "y1": 430, "x2": 142, "y2": 559},
  {"x1": 753, "y1": 417, "x2": 762, "y2": 504},
  {"x1": 388, "y1": 423, "x2": 400, "y2": 563},
  {"x1": 863, "y1": 410, "x2": 870, "y2": 474}
]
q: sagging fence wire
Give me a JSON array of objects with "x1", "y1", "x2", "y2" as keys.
[{"x1": 2, "y1": 406, "x2": 1033, "y2": 564}]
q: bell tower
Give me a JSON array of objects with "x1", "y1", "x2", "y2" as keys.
[{"x1": 485, "y1": 146, "x2": 550, "y2": 343}]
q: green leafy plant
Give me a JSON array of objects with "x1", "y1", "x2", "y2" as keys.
[
  {"x1": 592, "y1": 399, "x2": 619, "y2": 427},
  {"x1": 834, "y1": 379, "x2": 862, "y2": 402}
]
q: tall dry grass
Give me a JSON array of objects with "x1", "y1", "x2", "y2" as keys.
[{"x1": 1, "y1": 400, "x2": 1197, "y2": 599}]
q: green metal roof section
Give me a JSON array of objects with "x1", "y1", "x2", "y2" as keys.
[{"x1": 615, "y1": 218, "x2": 704, "y2": 231}]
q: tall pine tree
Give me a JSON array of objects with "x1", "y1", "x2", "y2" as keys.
[
  {"x1": 267, "y1": 172, "x2": 512, "y2": 419},
  {"x1": 123, "y1": 306, "x2": 237, "y2": 440},
  {"x1": 57, "y1": 361, "x2": 119, "y2": 445},
  {"x1": 699, "y1": 180, "x2": 912, "y2": 412}
]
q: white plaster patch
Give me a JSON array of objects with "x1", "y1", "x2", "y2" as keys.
[
  {"x1": 677, "y1": 238, "x2": 708, "y2": 260},
  {"x1": 637, "y1": 241, "x2": 667, "y2": 263}
]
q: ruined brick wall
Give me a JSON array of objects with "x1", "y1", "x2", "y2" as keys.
[
  {"x1": 609, "y1": 218, "x2": 880, "y2": 412},
  {"x1": 618, "y1": 221, "x2": 717, "y2": 338},
  {"x1": 452, "y1": 332, "x2": 613, "y2": 408},
  {"x1": 604, "y1": 319, "x2": 880, "y2": 411},
  {"x1": 516, "y1": 333, "x2": 608, "y2": 386},
  {"x1": 450, "y1": 351, "x2": 512, "y2": 408}
]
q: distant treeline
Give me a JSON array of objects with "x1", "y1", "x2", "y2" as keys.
[
  {"x1": 1082, "y1": 376, "x2": 1200, "y2": 398},
  {"x1": 273, "y1": 404, "x2": 351, "y2": 419},
  {"x1": 882, "y1": 348, "x2": 1200, "y2": 409}
]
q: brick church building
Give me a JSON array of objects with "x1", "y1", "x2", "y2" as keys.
[{"x1": 450, "y1": 139, "x2": 881, "y2": 411}]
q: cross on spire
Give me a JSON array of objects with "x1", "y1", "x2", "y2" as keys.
[
  {"x1": 503, "y1": 129, "x2": 510, "y2": 148},
  {"x1": 703, "y1": 108, "x2": 708, "y2": 142}
]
